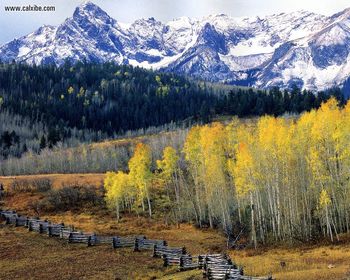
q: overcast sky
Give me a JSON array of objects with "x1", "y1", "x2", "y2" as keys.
[{"x1": 1, "y1": 0, "x2": 350, "y2": 44}]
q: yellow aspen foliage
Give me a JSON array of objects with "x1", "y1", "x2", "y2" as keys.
[
  {"x1": 225, "y1": 117, "x2": 240, "y2": 158},
  {"x1": 128, "y1": 143, "x2": 153, "y2": 217},
  {"x1": 183, "y1": 125, "x2": 204, "y2": 188},
  {"x1": 183, "y1": 125, "x2": 206, "y2": 226},
  {"x1": 308, "y1": 98, "x2": 342, "y2": 189},
  {"x1": 104, "y1": 171, "x2": 134, "y2": 220},
  {"x1": 319, "y1": 189, "x2": 331, "y2": 209},
  {"x1": 183, "y1": 126, "x2": 202, "y2": 168},
  {"x1": 340, "y1": 101, "x2": 350, "y2": 161},
  {"x1": 100, "y1": 97, "x2": 350, "y2": 242},
  {"x1": 104, "y1": 171, "x2": 117, "y2": 207},
  {"x1": 104, "y1": 171, "x2": 128, "y2": 207},
  {"x1": 199, "y1": 122, "x2": 232, "y2": 231},
  {"x1": 233, "y1": 142, "x2": 255, "y2": 197},
  {"x1": 156, "y1": 146, "x2": 179, "y2": 184},
  {"x1": 199, "y1": 122, "x2": 227, "y2": 187}
]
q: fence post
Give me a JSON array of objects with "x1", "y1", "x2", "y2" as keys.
[
  {"x1": 87, "y1": 236, "x2": 92, "y2": 247},
  {"x1": 28, "y1": 221, "x2": 33, "y2": 231},
  {"x1": 198, "y1": 255, "x2": 203, "y2": 269},
  {"x1": 48, "y1": 226, "x2": 52, "y2": 237},
  {"x1": 91, "y1": 233, "x2": 96, "y2": 246},
  {"x1": 152, "y1": 245, "x2": 157, "y2": 258},
  {"x1": 134, "y1": 238, "x2": 140, "y2": 252},
  {"x1": 179, "y1": 256, "x2": 184, "y2": 271},
  {"x1": 239, "y1": 267, "x2": 244, "y2": 275},
  {"x1": 203, "y1": 256, "x2": 208, "y2": 278},
  {"x1": 182, "y1": 247, "x2": 187, "y2": 255},
  {"x1": 112, "y1": 237, "x2": 116, "y2": 249},
  {"x1": 39, "y1": 223, "x2": 43, "y2": 234},
  {"x1": 163, "y1": 254, "x2": 168, "y2": 267},
  {"x1": 15, "y1": 217, "x2": 19, "y2": 227},
  {"x1": 68, "y1": 232, "x2": 73, "y2": 243}
]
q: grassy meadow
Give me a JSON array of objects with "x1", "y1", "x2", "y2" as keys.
[{"x1": 0, "y1": 175, "x2": 349, "y2": 280}]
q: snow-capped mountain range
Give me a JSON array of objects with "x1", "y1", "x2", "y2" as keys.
[{"x1": 1, "y1": 1, "x2": 350, "y2": 91}]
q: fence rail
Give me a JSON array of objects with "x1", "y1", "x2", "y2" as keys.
[
  {"x1": 153, "y1": 244, "x2": 186, "y2": 258},
  {"x1": 0, "y1": 209, "x2": 273, "y2": 280}
]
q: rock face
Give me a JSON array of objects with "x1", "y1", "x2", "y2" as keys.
[{"x1": 1, "y1": 1, "x2": 350, "y2": 90}]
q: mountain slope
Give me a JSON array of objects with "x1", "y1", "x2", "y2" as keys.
[
  {"x1": 255, "y1": 8, "x2": 350, "y2": 90},
  {"x1": 1, "y1": 1, "x2": 350, "y2": 91}
]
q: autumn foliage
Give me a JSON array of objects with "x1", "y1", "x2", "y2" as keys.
[{"x1": 105, "y1": 98, "x2": 350, "y2": 245}]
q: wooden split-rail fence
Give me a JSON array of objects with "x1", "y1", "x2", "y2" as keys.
[{"x1": 0, "y1": 209, "x2": 273, "y2": 280}]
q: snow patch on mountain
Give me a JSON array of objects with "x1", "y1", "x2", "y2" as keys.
[{"x1": 1, "y1": 1, "x2": 350, "y2": 91}]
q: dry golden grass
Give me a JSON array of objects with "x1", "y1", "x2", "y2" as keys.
[
  {"x1": 0, "y1": 173, "x2": 105, "y2": 190},
  {"x1": 2, "y1": 215, "x2": 349, "y2": 280},
  {"x1": 0, "y1": 225, "x2": 200, "y2": 280},
  {"x1": 19, "y1": 211, "x2": 228, "y2": 256},
  {"x1": 231, "y1": 245, "x2": 350, "y2": 280},
  {"x1": 1, "y1": 174, "x2": 350, "y2": 280}
]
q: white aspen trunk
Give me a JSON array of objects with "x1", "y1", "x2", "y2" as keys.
[
  {"x1": 193, "y1": 168, "x2": 203, "y2": 227},
  {"x1": 267, "y1": 185, "x2": 276, "y2": 237},
  {"x1": 326, "y1": 205, "x2": 333, "y2": 242},
  {"x1": 250, "y1": 192, "x2": 257, "y2": 249},
  {"x1": 208, "y1": 207, "x2": 213, "y2": 229},
  {"x1": 330, "y1": 215, "x2": 340, "y2": 241},
  {"x1": 237, "y1": 199, "x2": 242, "y2": 224},
  {"x1": 256, "y1": 191, "x2": 265, "y2": 243},
  {"x1": 116, "y1": 202, "x2": 120, "y2": 222},
  {"x1": 142, "y1": 199, "x2": 145, "y2": 212},
  {"x1": 146, "y1": 190, "x2": 152, "y2": 218}
]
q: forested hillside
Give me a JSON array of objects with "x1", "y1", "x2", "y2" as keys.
[
  {"x1": 0, "y1": 62, "x2": 221, "y2": 134},
  {"x1": 105, "y1": 98, "x2": 350, "y2": 245},
  {"x1": 0, "y1": 127, "x2": 188, "y2": 175},
  {"x1": 0, "y1": 62, "x2": 344, "y2": 164}
]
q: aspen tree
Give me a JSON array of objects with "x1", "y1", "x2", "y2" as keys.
[
  {"x1": 104, "y1": 171, "x2": 133, "y2": 221},
  {"x1": 157, "y1": 146, "x2": 181, "y2": 221},
  {"x1": 200, "y1": 123, "x2": 232, "y2": 233},
  {"x1": 183, "y1": 126, "x2": 205, "y2": 226},
  {"x1": 233, "y1": 140, "x2": 257, "y2": 248},
  {"x1": 294, "y1": 110, "x2": 316, "y2": 239},
  {"x1": 128, "y1": 143, "x2": 154, "y2": 217},
  {"x1": 319, "y1": 189, "x2": 333, "y2": 241},
  {"x1": 99, "y1": 98, "x2": 350, "y2": 243},
  {"x1": 309, "y1": 98, "x2": 343, "y2": 238}
]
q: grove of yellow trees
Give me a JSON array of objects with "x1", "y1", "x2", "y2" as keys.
[{"x1": 105, "y1": 98, "x2": 350, "y2": 245}]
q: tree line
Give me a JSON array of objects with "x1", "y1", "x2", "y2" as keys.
[
  {"x1": 0, "y1": 124, "x2": 188, "y2": 176},
  {"x1": 0, "y1": 109, "x2": 107, "y2": 161},
  {"x1": 0, "y1": 61, "x2": 346, "y2": 170},
  {"x1": 0, "y1": 62, "x2": 219, "y2": 136},
  {"x1": 105, "y1": 98, "x2": 350, "y2": 245},
  {"x1": 0, "y1": 62, "x2": 344, "y2": 136}
]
